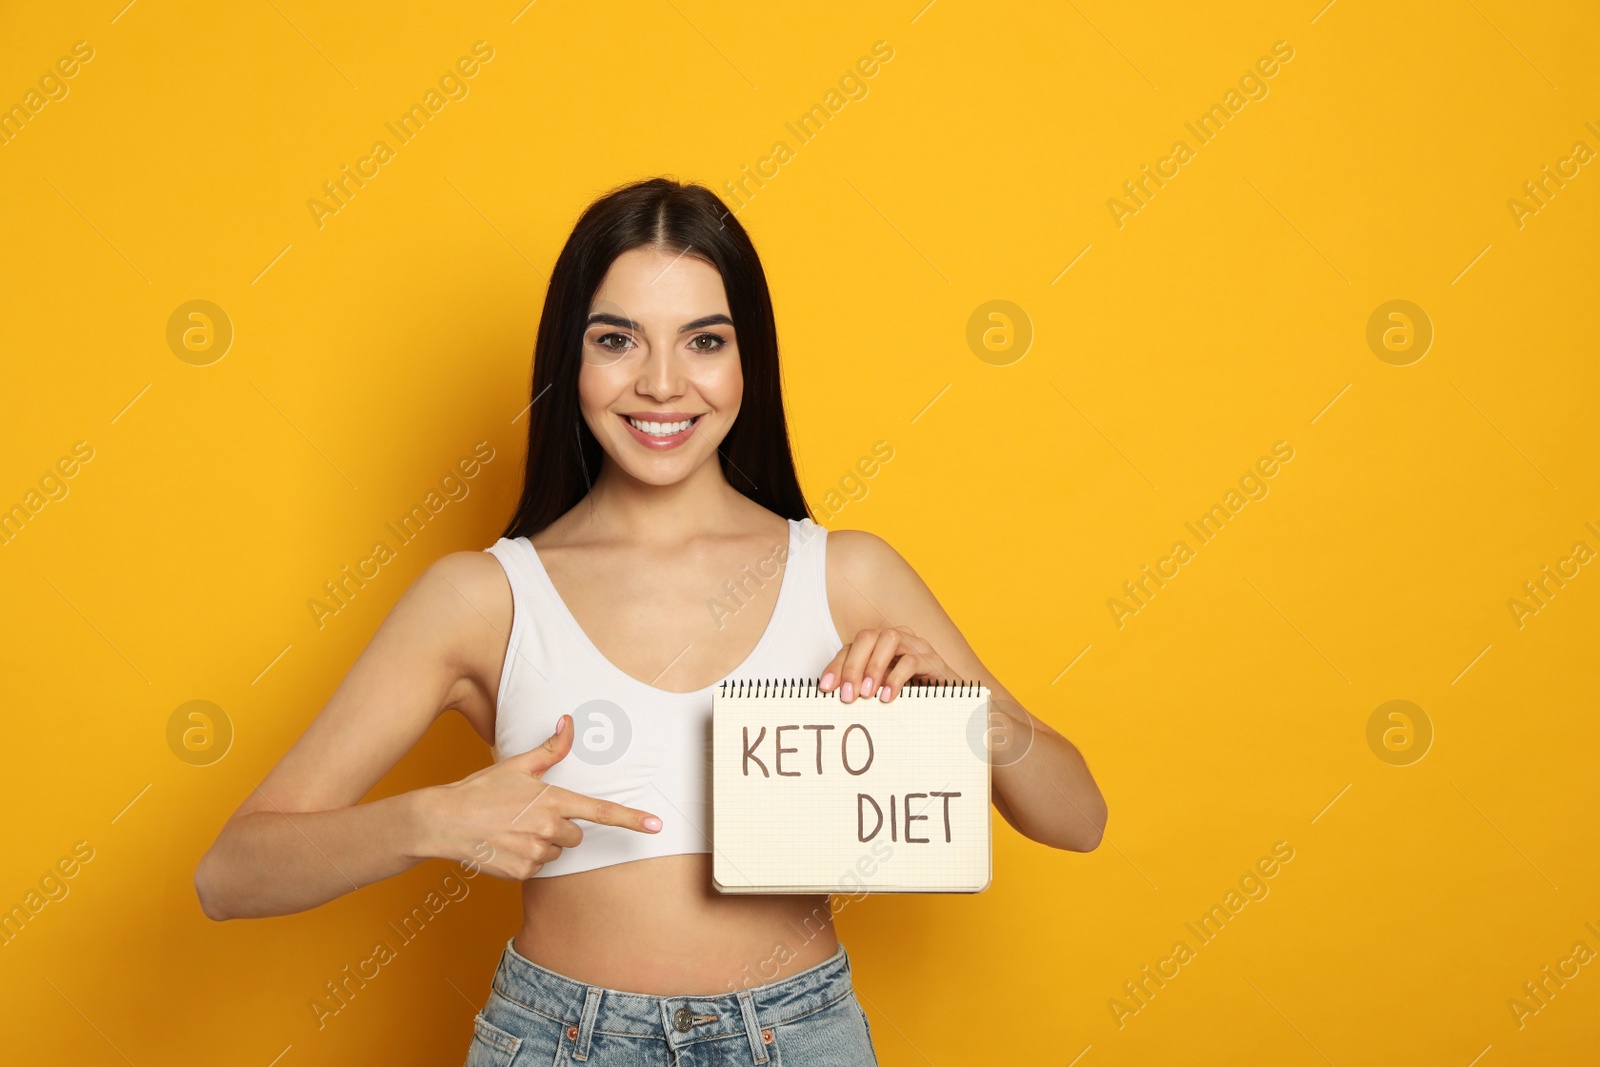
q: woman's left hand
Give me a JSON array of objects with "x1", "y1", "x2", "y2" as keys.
[{"x1": 818, "y1": 626, "x2": 957, "y2": 703}]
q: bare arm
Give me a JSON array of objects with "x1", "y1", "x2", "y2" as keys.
[
  {"x1": 193, "y1": 551, "x2": 507, "y2": 920},
  {"x1": 820, "y1": 529, "x2": 1108, "y2": 853}
]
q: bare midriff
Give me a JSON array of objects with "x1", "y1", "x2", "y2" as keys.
[{"x1": 513, "y1": 853, "x2": 839, "y2": 996}]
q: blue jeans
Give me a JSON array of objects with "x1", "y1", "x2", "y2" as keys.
[{"x1": 464, "y1": 937, "x2": 879, "y2": 1066}]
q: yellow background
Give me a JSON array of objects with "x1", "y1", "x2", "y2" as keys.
[{"x1": 3, "y1": 0, "x2": 1597, "y2": 1063}]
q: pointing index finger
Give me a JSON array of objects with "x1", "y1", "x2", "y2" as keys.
[{"x1": 556, "y1": 788, "x2": 663, "y2": 833}]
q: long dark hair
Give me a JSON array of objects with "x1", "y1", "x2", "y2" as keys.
[{"x1": 499, "y1": 177, "x2": 811, "y2": 541}]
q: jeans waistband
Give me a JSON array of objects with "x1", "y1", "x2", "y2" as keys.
[{"x1": 490, "y1": 937, "x2": 856, "y2": 1062}]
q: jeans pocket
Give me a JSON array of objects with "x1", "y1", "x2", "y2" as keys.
[
  {"x1": 767, "y1": 994, "x2": 877, "y2": 1067},
  {"x1": 464, "y1": 1010, "x2": 522, "y2": 1067}
]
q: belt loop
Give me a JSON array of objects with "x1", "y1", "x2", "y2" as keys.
[
  {"x1": 736, "y1": 989, "x2": 770, "y2": 1064},
  {"x1": 572, "y1": 986, "x2": 603, "y2": 1060}
]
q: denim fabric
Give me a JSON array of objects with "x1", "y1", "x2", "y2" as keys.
[{"x1": 463, "y1": 938, "x2": 878, "y2": 1066}]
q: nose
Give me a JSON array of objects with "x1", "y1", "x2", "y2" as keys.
[{"x1": 636, "y1": 338, "x2": 685, "y2": 399}]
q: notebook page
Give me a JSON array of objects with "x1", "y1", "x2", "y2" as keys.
[{"x1": 711, "y1": 679, "x2": 992, "y2": 894}]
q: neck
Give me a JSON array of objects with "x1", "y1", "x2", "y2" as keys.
[{"x1": 572, "y1": 456, "x2": 751, "y2": 547}]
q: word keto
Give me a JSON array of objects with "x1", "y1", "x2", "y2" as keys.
[
  {"x1": 719, "y1": 41, "x2": 895, "y2": 219},
  {"x1": 1, "y1": 440, "x2": 95, "y2": 548},
  {"x1": 1507, "y1": 121, "x2": 1599, "y2": 230},
  {"x1": 813, "y1": 439, "x2": 895, "y2": 524},
  {"x1": 1108, "y1": 441, "x2": 1295, "y2": 628},
  {"x1": 1506, "y1": 521, "x2": 1598, "y2": 629},
  {"x1": 1507, "y1": 919, "x2": 1600, "y2": 1030},
  {"x1": 741, "y1": 723, "x2": 964, "y2": 844},
  {"x1": 1, "y1": 40, "x2": 94, "y2": 147},
  {"x1": 309, "y1": 857, "x2": 482, "y2": 1028},
  {"x1": 308, "y1": 441, "x2": 495, "y2": 629},
  {"x1": 721, "y1": 840, "x2": 894, "y2": 993},
  {"x1": 1109, "y1": 840, "x2": 1295, "y2": 1028},
  {"x1": 1108, "y1": 41, "x2": 1295, "y2": 229},
  {"x1": 1, "y1": 840, "x2": 95, "y2": 948},
  {"x1": 308, "y1": 41, "x2": 495, "y2": 230}
]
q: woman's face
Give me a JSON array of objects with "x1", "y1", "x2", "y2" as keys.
[{"x1": 578, "y1": 246, "x2": 742, "y2": 486}]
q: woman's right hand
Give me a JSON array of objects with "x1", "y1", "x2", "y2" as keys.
[{"x1": 419, "y1": 714, "x2": 664, "y2": 880}]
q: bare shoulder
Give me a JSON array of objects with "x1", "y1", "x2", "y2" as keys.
[
  {"x1": 422, "y1": 546, "x2": 513, "y2": 608},
  {"x1": 824, "y1": 527, "x2": 913, "y2": 581},
  {"x1": 822, "y1": 527, "x2": 932, "y2": 640},
  {"x1": 423, "y1": 544, "x2": 513, "y2": 646},
  {"x1": 406, "y1": 548, "x2": 515, "y2": 736}
]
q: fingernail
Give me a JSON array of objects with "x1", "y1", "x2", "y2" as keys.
[
  {"x1": 879, "y1": 685, "x2": 892, "y2": 701},
  {"x1": 841, "y1": 681, "x2": 854, "y2": 702},
  {"x1": 862, "y1": 676, "x2": 874, "y2": 696},
  {"x1": 821, "y1": 671, "x2": 835, "y2": 689},
  {"x1": 644, "y1": 816, "x2": 662, "y2": 832}
]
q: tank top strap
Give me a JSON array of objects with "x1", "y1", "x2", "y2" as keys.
[
  {"x1": 482, "y1": 537, "x2": 564, "y2": 715},
  {"x1": 783, "y1": 517, "x2": 844, "y2": 657}
]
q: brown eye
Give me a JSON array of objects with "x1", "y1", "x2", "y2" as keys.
[
  {"x1": 594, "y1": 332, "x2": 633, "y2": 352},
  {"x1": 689, "y1": 333, "x2": 727, "y2": 352}
]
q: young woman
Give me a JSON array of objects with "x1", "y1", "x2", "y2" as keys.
[{"x1": 195, "y1": 177, "x2": 1107, "y2": 1066}]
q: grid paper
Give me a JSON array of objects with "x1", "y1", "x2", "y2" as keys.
[{"x1": 711, "y1": 679, "x2": 992, "y2": 894}]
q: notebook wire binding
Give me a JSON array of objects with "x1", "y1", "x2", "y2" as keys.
[{"x1": 717, "y1": 677, "x2": 986, "y2": 698}]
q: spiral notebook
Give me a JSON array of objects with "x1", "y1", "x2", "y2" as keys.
[{"x1": 711, "y1": 678, "x2": 992, "y2": 894}]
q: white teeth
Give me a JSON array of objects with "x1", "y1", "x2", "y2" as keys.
[{"x1": 627, "y1": 416, "x2": 695, "y2": 436}]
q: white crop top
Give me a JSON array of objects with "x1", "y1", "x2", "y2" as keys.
[{"x1": 481, "y1": 517, "x2": 843, "y2": 877}]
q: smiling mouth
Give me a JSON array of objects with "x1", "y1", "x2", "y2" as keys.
[{"x1": 622, "y1": 414, "x2": 703, "y2": 437}]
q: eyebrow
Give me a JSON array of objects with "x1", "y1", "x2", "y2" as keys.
[{"x1": 585, "y1": 312, "x2": 734, "y2": 333}]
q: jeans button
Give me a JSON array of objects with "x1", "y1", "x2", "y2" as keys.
[{"x1": 673, "y1": 1006, "x2": 693, "y2": 1033}]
